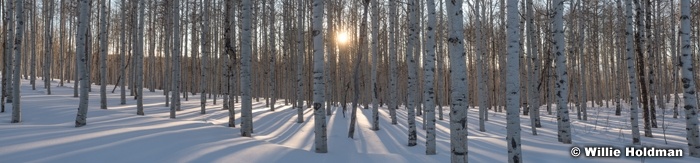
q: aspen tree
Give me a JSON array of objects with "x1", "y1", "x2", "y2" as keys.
[
  {"x1": 201, "y1": 0, "x2": 210, "y2": 115},
  {"x1": 553, "y1": 0, "x2": 571, "y2": 144},
  {"x1": 74, "y1": 0, "x2": 89, "y2": 127},
  {"x1": 388, "y1": 0, "x2": 397, "y2": 125},
  {"x1": 505, "y1": 0, "x2": 523, "y2": 161},
  {"x1": 99, "y1": 0, "x2": 108, "y2": 110},
  {"x1": 370, "y1": 0, "x2": 379, "y2": 131},
  {"x1": 11, "y1": 0, "x2": 25, "y2": 123},
  {"x1": 311, "y1": 0, "x2": 327, "y2": 153},
  {"x1": 447, "y1": 0, "x2": 468, "y2": 161},
  {"x1": 679, "y1": 0, "x2": 700, "y2": 157},
  {"x1": 43, "y1": 0, "x2": 52, "y2": 95},
  {"x1": 241, "y1": 0, "x2": 255, "y2": 137},
  {"x1": 296, "y1": 0, "x2": 305, "y2": 123},
  {"x1": 625, "y1": 0, "x2": 642, "y2": 145}
]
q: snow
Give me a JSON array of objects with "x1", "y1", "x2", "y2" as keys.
[{"x1": 1, "y1": 78, "x2": 699, "y2": 163}]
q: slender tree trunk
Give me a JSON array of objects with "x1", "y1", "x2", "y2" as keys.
[
  {"x1": 370, "y1": 0, "x2": 379, "y2": 131},
  {"x1": 74, "y1": 0, "x2": 89, "y2": 127},
  {"x1": 625, "y1": 0, "x2": 642, "y2": 145},
  {"x1": 324, "y1": 0, "x2": 333, "y2": 116},
  {"x1": 241, "y1": 0, "x2": 254, "y2": 137},
  {"x1": 679, "y1": 0, "x2": 700, "y2": 157},
  {"x1": 58, "y1": 0, "x2": 65, "y2": 87},
  {"x1": 229, "y1": 2, "x2": 239, "y2": 118},
  {"x1": 553, "y1": 0, "x2": 571, "y2": 144},
  {"x1": 120, "y1": 0, "x2": 126, "y2": 105},
  {"x1": 447, "y1": 0, "x2": 468, "y2": 162},
  {"x1": 406, "y1": 0, "x2": 418, "y2": 147},
  {"x1": 163, "y1": 0, "x2": 171, "y2": 107},
  {"x1": 633, "y1": 0, "x2": 653, "y2": 138},
  {"x1": 526, "y1": 0, "x2": 541, "y2": 133},
  {"x1": 671, "y1": 0, "x2": 680, "y2": 119},
  {"x1": 423, "y1": 0, "x2": 437, "y2": 155},
  {"x1": 148, "y1": 0, "x2": 155, "y2": 93},
  {"x1": 170, "y1": 0, "x2": 181, "y2": 118},
  {"x1": 99, "y1": 0, "x2": 108, "y2": 110},
  {"x1": 577, "y1": 0, "x2": 587, "y2": 122},
  {"x1": 296, "y1": 0, "x2": 305, "y2": 123},
  {"x1": 267, "y1": 0, "x2": 276, "y2": 111},
  {"x1": 643, "y1": 0, "x2": 657, "y2": 128},
  {"x1": 135, "y1": 0, "x2": 145, "y2": 115},
  {"x1": 615, "y1": 0, "x2": 624, "y2": 116},
  {"x1": 505, "y1": 0, "x2": 523, "y2": 161},
  {"x1": 311, "y1": 0, "x2": 327, "y2": 153},
  {"x1": 475, "y1": 0, "x2": 487, "y2": 132},
  {"x1": 225, "y1": 0, "x2": 236, "y2": 127},
  {"x1": 30, "y1": 0, "x2": 36, "y2": 90},
  {"x1": 388, "y1": 0, "x2": 397, "y2": 125},
  {"x1": 42, "y1": 0, "x2": 51, "y2": 95},
  {"x1": 201, "y1": 0, "x2": 210, "y2": 115},
  {"x1": 10, "y1": 0, "x2": 25, "y2": 123},
  {"x1": 3, "y1": 0, "x2": 15, "y2": 109}
]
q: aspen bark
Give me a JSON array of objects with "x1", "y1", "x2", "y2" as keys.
[
  {"x1": 679, "y1": 0, "x2": 700, "y2": 157},
  {"x1": 506, "y1": 0, "x2": 523, "y2": 161},
  {"x1": 10, "y1": 0, "x2": 25, "y2": 123},
  {"x1": 447, "y1": 0, "x2": 468, "y2": 161},
  {"x1": 74, "y1": 0, "x2": 89, "y2": 127},
  {"x1": 625, "y1": 0, "x2": 642, "y2": 145},
  {"x1": 241, "y1": 0, "x2": 254, "y2": 137},
  {"x1": 553, "y1": 0, "x2": 571, "y2": 144},
  {"x1": 311, "y1": 0, "x2": 327, "y2": 153}
]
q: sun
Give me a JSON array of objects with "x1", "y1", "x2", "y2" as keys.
[{"x1": 337, "y1": 32, "x2": 349, "y2": 44}]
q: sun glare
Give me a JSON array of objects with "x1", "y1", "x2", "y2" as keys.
[{"x1": 337, "y1": 32, "x2": 349, "y2": 44}]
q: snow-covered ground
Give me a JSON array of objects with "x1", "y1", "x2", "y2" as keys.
[{"x1": 1, "y1": 78, "x2": 698, "y2": 163}]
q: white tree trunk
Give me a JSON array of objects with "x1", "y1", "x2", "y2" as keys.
[
  {"x1": 135, "y1": 0, "x2": 145, "y2": 115},
  {"x1": 58, "y1": 0, "x2": 65, "y2": 87},
  {"x1": 43, "y1": 0, "x2": 52, "y2": 95},
  {"x1": 99, "y1": 0, "x2": 108, "y2": 110},
  {"x1": 526, "y1": 0, "x2": 541, "y2": 134},
  {"x1": 577, "y1": 0, "x2": 587, "y2": 122},
  {"x1": 170, "y1": 0, "x2": 181, "y2": 118},
  {"x1": 148, "y1": 0, "x2": 156, "y2": 93},
  {"x1": 553, "y1": 0, "x2": 571, "y2": 144},
  {"x1": 311, "y1": 0, "x2": 327, "y2": 153},
  {"x1": 423, "y1": 0, "x2": 437, "y2": 155},
  {"x1": 624, "y1": 0, "x2": 642, "y2": 145},
  {"x1": 447, "y1": 0, "x2": 468, "y2": 162},
  {"x1": 475, "y1": 0, "x2": 488, "y2": 132},
  {"x1": 241, "y1": 0, "x2": 254, "y2": 137},
  {"x1": 225, "y1": 0, "x2": 236, "y2": 127},
  {"x1": 3, "y1": 0, "x2": 16, "y2": 108},
  {"x1": 324, "y1": 0, "x2": 333, "y2": 116},
  {"x1": 505, "y1": 0, "x2": 522, "y2": 162},
  {"x1": 268, "y1": 0, "x2": 276, "y2": 112},
  {"x1": 679, "y1": 0, "x2": 700, "y2": 157},
  {"x1": 74, "y1": 0, "x2": 89, "y2": 127},
  {"x1": 201, "y1": 0, "x2": 210, "y2": 115},
  {"x1": 296, "y1": 0, "x2": 304, "y2": 123},
  {"x1": 10, "y1": 0, "x2": 25, "y2": 123},
  {"x1": 670, "y1": 0, "x2": 680, "y2": 119},
  {"x1": 388, "y1": 0, "x2": 397, "y2": 125},
  {"x1": 30, "y1": 0, "x2": 36, "y2": 90},
  {"x1": 406, "y1": 0, "x2": 418, "y2": 147},
  {"x1": 370, "y1": 0, "x2": 379, "y2": 131},
  {"x1": 120, "y1": 0, "x2": 127, "y2": 105}
]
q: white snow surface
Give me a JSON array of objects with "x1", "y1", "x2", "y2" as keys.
[{"x1": 1, "y1": 78, "x2": 698, "y2": 163}]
